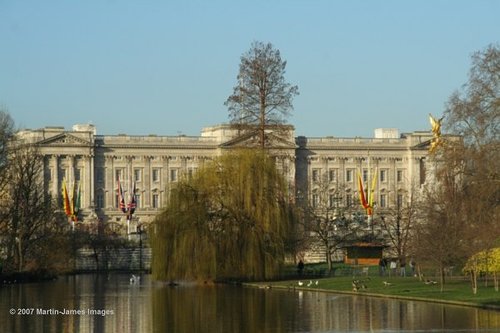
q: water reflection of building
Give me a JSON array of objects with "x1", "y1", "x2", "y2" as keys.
[{"x1": 17, "y1": 124, "x2": 434, "y2": 238}]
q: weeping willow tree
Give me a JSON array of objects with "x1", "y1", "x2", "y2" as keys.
[{"x1": 151, "y1": 149, "x2": 296, "y2": 282}]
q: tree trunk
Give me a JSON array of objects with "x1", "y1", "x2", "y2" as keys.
[
  {"x1": 470, "y1": 270, "x2": 478, "y2": 295},
  {"x1": 326, "y1": 247, "x2": 333, "y2": 273},
  {"x1": 260, "y1": 96, "x2": 266, "y2": 149},
  {"x1": 17, "y1": 238, "x2": 23, "y2": 272},
  {"x1": 439, "y1": 265, "x2": 445, "y2": 292}
]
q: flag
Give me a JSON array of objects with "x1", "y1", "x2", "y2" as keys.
[
  {"x1": 75, "y1": 183, "x2": 81, "y2": 213},
  {"x1": 357, "y1": 171, "x2": 368, "y2": 209},
  {"x1": 62, "y1": 179, "x2": 72, "y2": 217},
  {"x1": 72, "y1": 183, "x2": 81, "y2": 221},
  {"x1": 357, "y1": 170, "x2": 374, "y2": 216},
  {"x1": 368, "y1": 170, "x2": 377, "y2": 210},
  {"x1": 128, "y1": 182, "x2": 137, "y2": 215},
  {"x1": 118, "y1": 180, "x2": 127, "y2": 213}
]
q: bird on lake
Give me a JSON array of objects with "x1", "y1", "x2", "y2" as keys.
[
  {"x1": 298, "y1": 281, "x2": 304, "y2": 286},
  {"x1": 130, "y1": 274, "x2": 140, "y2": 284}
]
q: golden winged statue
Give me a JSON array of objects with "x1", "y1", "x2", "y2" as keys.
[
  {"x1": 429, "y1": 113, "x2": 443, "y2": 137},
  {"x1": 429, "y1": 113, "x2": 444, "y2": 153}
]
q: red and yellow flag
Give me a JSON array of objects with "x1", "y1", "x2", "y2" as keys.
[
  {"x1": 357, "y1": 170, "x2": 376, "y2": 216},
  {"x1": 62, "y1": 180, "x2": 72, "y2": 217}
]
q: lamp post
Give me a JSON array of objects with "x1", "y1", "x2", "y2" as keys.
[{"x1": 137, "y1": 223, "x2": 143, "y2": 271}]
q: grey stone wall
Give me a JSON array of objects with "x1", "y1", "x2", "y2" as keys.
[{"x1": 75, "y1": 247, "x2": 151, "y2": 271}]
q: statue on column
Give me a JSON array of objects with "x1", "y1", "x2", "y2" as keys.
[{"x1": 429, "y1": 113, "x2": 444, "y2": 154}]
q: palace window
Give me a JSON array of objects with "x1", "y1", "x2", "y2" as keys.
[
  {"x1": 346, "y1": 169, "x2": 354, "y2": 182},
  {"x1": 187, "y1": 168, "x2": 195, "y2": 179},
  {"x1": 312, "y1": 193, "x2": 319, "y2": 208},
  {"x1": 380, "y1": 194, "x2": 387, "y2": 208},
  {"x1": 397, "y1": 169, "x2": 404, "y2": 182},
  {"x1": 328, "y1": 169, "x2": 337, "y2": 182},
  {"x1": 329, "y1": 194, "x2": 338, "y2": 208},
  {"x1": 363, "y1": 169, "x2": 368, "y2": 182},
  {"x1": 346, "y1": 193, "x2": 353, "y2": 207},
  {"x1": 312, "y1": 169, "x2": 320, "y2": 182},
  {"x1": 152, "y1": 194, "x2": 160, "y2": 209},
  {"x1": 397, "y1": 193, "x2": 404, "y2": 208},
  {"x1": 380, "y1": 169, "x2": 387, "y2": 183},
  {"x1": 170, "y1": 169, "x2": 178, "y2": 182},
  {"x1": 152, "y1": 168, "x2": 160, "y2": 182},
  {"x1": 134, "y1": 169, "x2": 142, "y2": 182},
  {"x1": 115, "y1": 169, "x2": 123, "y2": 181},
  {"x1": 135, "y1": 194, "x2": 141, "y2": 208}
]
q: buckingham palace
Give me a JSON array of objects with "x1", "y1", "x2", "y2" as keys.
[{"x1": 16, "y1": 123, "x2": 435, "y2": 232}]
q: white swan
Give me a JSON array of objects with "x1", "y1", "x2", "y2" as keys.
[{"x1": 130, "y1": 274, "x2": 140, "y2": 284}]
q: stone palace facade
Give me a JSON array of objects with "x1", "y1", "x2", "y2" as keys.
[{"x1": 17, "y1": 124, "x2": 434, "y2": 234}]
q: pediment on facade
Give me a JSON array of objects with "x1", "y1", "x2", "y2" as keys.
[
  {"x1": 220, "y1": 130, "x2": 297, "y2": 150},
  {"x1": 412, "y1": 139, "x2": 432, "y2": 150},
  {"x1": 37, "y1": 133, "x2": 91, "y2": 146}
]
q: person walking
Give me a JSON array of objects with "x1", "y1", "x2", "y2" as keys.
[
  {"x1": 379, "y1": 257, "x2": 387, "y2": 276},
  {"x1": 400, "y1": 257, "x2": 406, "y2": 277}
]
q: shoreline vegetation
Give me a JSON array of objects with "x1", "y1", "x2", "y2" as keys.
[
  {"x1": 245, "y1": 264, "x2": 500, "y2": 311},
  {"x1": 2, "y1": 265, "x2": 498, "y2": 312}
]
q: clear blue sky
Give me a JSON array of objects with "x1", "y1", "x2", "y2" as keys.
[{"x1": 1, "y1": 0, "x2": 499, "y2": 137}]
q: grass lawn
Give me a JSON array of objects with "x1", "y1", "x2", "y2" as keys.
[{"x1": 250, "y1": 271, "x2": 500, "y2": 310}]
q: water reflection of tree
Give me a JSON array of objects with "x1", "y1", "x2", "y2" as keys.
[{"x1": 152, "y1": 286, "x2": 298, "y2": 332}]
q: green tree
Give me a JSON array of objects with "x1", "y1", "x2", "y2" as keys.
[
  {"x1": 151, "y1": 149, "x2": 296, "y2": 282},
  {"x1": 225, "y1": 41, "x2": 299, "y2": 148},
  {"x1": 463, "y1": 248, "x2": 500, "y2": 294}
]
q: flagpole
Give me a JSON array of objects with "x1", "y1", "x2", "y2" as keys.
[
  {"x1": 127, "y1": 178, "x2": 131, "y2": 240},
  {"x1": 127, "y1": 216, "x2": 130, "y2": 240},
  {"x1": 367, "y1": 151, "x2": 373, "y2": 231}
]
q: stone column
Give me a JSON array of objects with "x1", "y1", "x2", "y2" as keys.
[
  {"x1": 144, "y1": 156, "x2": 152, "y2": 208},
  {"x1": 105, "y1": 155, "x2": 115, "y2": 208},
  {"x1": 162, "y1": 156, "x2": 170, "y2": 202},
  {"x1": 90, "y1": 154, "x2": 95, "y2": 208},
  {"x1": 83, "y1": 154, "x2": 93, "y2": 209},
  {"x1": 52, "y1": 155, "x2": 59, "y2": 197},
  {"x1": 67, "y1": 155, "x2": 75, "y2": 185}
]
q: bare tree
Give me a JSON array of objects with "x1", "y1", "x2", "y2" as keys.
[
  {"x1": 302, "y1": 175, "x2": 361, "y2": 272},
  {"x1": 445, "y1": 44, "x2": 499, "y2": 147},
  {"x1": 379, "y1": 185, "x2": 420, "y2": 271},
  {"x1": 447, "y1": 44, "x2": 499, "y2": 282},
  {"x1": 413, "y1": 44, "x2": 499, "y2": 293},
  {"x1": 225, "y1": 41, "x2": 299, "y2": 148},
  {"x1": 0, "y1": 143, "x2": 70, "y2": 272},
  {"x1": 0, "y1": 109, "x2": 14, "y2": 193},
  {"x1": 413, "y1": 170, "x2": 471, "y2": 291}
]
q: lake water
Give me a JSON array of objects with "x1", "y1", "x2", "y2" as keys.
[{"x1": 0, "y1": 274, "x2": 499, "y2": 333}]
